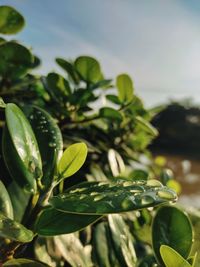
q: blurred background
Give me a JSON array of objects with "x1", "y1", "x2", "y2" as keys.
[{"x1": 1, "y1": 0, "x2": 200, "y2": 107}]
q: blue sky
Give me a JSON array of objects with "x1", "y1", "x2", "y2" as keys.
[{"x1": 1, "y1": 0, "x2": 200, "y2": 106}]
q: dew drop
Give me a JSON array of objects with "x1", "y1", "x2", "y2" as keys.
[
  {"x1": 140, "y1": 195, "x2": 155, "y2": 206},
  {"x1": 146, "y1": 179, "x2": 163, "y2": 188},
  {"x1": 94, "y1": 195, "x2": 105, "y2": 201},
  {"x1": 157, "y1": 189, "x2": 176, "y2": 200},
  {"x1": 49, "y1": 142, "x2": 56, "y2": 148},
  {"x1": 130, "y1": 186, "x2": 144, "y2": 193}
]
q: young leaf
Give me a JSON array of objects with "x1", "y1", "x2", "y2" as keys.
[
  {"x1": 160, "y1": 245, "x2": 192, "y2": 267},
  {"x1": 57, "y1": 142, "x2": 87, "y2": 181},
  {"x1": 50, "y1": 180, "x2": 177, "y2": 215},
  {"x1": 3, "y1": 258, "x2": 50, "y2": 267},
  {"x1": 0, "y1": 6, "x2": 25, "y2": 34},
  {"x1": 0, "y1": 180, "x2": 13, "y2": 219},
  {"x1": 74, "y1": 56, "x2": 102, "y2": 83},
  {"x1": 116, "y1": 74, "x2": 134, "y2": 103},
  {"x1": 3, "y1": 103, "x2": 42, "y2": 193},
  {"x1": 25, "y1": 106, "x2": 63, "y2": 189},
  {"x1": 152, "y1": 206, "x2": 193, "y2": 266},
  {"x1": 0, "y1": 212, "x2": 33, "y2": 242},
  {"x1": 0, "y1": 42, "x2": 33, "y2": 79},
  {"x1": 35, "y1": 207, "x2": 101, "y2": 236}
]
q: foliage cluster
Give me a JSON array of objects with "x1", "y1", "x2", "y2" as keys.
[{"x1": 0, "y1": 5, "x2": 199, "y2": 267}]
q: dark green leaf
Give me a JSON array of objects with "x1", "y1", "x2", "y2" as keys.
[
  {"x1": 7, "y1": 181, "x2": 31, "y2": 222},
  {"x1": 0, "y1": 180, "x2": 13, "y2": 219},
  {"x1": 0, "y1": 212, "x2": 33, "y2": 242},
  {"x1": 46, "y1": 72, "x2": 71, "y2": 101},
  {"x1": 90, "y1": 79, "x2": 112, "y2": 90},
  {"x1": 0, "y1": 6, "x2": 25, "y2": 34},
  {"x1": 116, "y1": 74, "x2": 134, "y2": 103},
  {"x1": 106, "y1": 94, "x2": 121, "y2": 105},
  {"x1": 99, "y1": 107, "x2": 123, "y2": 122},
  {"x1": 74, "y1": 56, "x2": 102, "y2": 83},
  {"x1": 25, "y1": 106, "x2": 63, "y2": 189},
  {"x1": 35, "y1": 207, "x2": 101, "y2": 236},
  {"x1": 152, "y1": 206, "x2": 193, "y2": 266},
  {"x1": 3, "y1": 103, "x2": 42, "y2": 193},
  {"x1": 0, "y1": 42, "x2": 33, "y2": 79},
  {"x1": 56, "y1": 57, "x2": 80, "y2": 84},
  {"x1": 57, "y1": 142, "x2": 87, "y2": 182},
  {"x1": 50, "y1": 180, "x2": 177, "y2": 215},
  {"x1": 3, "y1": 258, "x2": 50, "y2": 267}
]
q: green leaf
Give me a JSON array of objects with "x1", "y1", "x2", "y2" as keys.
[
  {"x1": 58, "y1": 142, "x2": 87, "y2": 181},
  {"x1": 35, "y1": 207, "x2": 101, "y2": 236},
  {"x1": 7, "y1": 181, "x2": 31, "y2": 222},
  {"x1": 3, "y1": 258, "x2": 50, "y2": 267},
  {"x1": 25, "y1": 106, "x2": 63, "y2": 189},
  {"x1": 108, "y1": 214, "x2": 137, "y2": 267},
  {"x1": 116, "y1": 74, "x2": 134, "y2": 103},
  {"x1": 106, "y1": 94, "x2": 122, "y2": 105},
  {"x1": 0, "y1": 212, "x2": 33, "y2": 242},
  {"x1": 74, "y1": 56, "x2": 102, "y2": 83},
  {"x1": 99, "y1": 107, "x2": 123, "y2": 122},
  {"x1": 135, "y1": 116, "x2": 158, "y2": 137},
  {"x1": 0, "y1": 180, "x2": 13, "y2": 219},
  {"x1": 93, "y1": 222, "x2": 120, "y2": 267},
  {"x1": 0, "y1": 97, "x2": 6, "y2": 108},
  {"x1": 107, "y1": 149, "x2": 125, "y2": 177},
  {"x1": 45, "y1": 72, "x2": 71, "y2": 102},
  {"x1": 0, "y1": 42, "x2": 33, "y2": 79},
  {"x1": 3, "y1": 103, "x2": 42, "y2": 193},
  {"x1": 50, "y1": 180, "x2": 177, "y2": 215},
  {"x1": 0, "y1": 6, "x2": 25, "y2": 34},
  {"x1": 56, "y1": 57, "x2": 80, "y2": 84},
  {"x1": 160, "y1": 245, "x2": 192, "y2": 267},
  {"x1": 90, "y1": 79, "x2": 112, "y2": 90},
  {"x1": 152, "y1": 206, "x2": 193, "y2": 266}
]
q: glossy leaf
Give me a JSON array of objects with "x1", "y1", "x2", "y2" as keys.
[
  {"x1": 3, "y1": 258, "x2": 50, "y2": 267},
  {"x1": 74, "y1": 56, "x2": 102, "y2": 83},
  {"x1": 116, "y1": 74, "x2": 134, "y2": 103},
  {"x1": 108, "y1": 214, "x2": 137, "y2": 267},
  {"x1": 50, "y1": 180, "x2": 177, "y2": 215},
  {"x1": 0, "y1": 6, "x2": 25, "y2": 34},
  {"x1": 56, "y1": 57, "x2": 80, "y2": 84},
  {"x1": 0, "y1": 180, "x2": 13, "y2": 219},
  {"x1": 3, "y1": 104, "x2": 42, "y2": 192},
  {"x1": 3, "y1": 126, "x2": 37, "y2": 193},
  {"x1": 0, "y1": 212, "x2": 33, "y2": 242},
  {"x1": 25, "y1": 106, "x2": 63, "y2": 189},
  {"x1": 0, "y1": 42, "x2": 33, "y2": 79},
  {"x1": 160, "y1": 245, "x2": 192, "y2": 267},
  {"x1": 152, "y1": 206, "x2": 193, "y2": 266},
  {"x1": 35, "y1": 207, "x2": 101, "y2": 236},
  {"x1": 57, "y1": 142, "x2": 87, "y2": 181}
]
